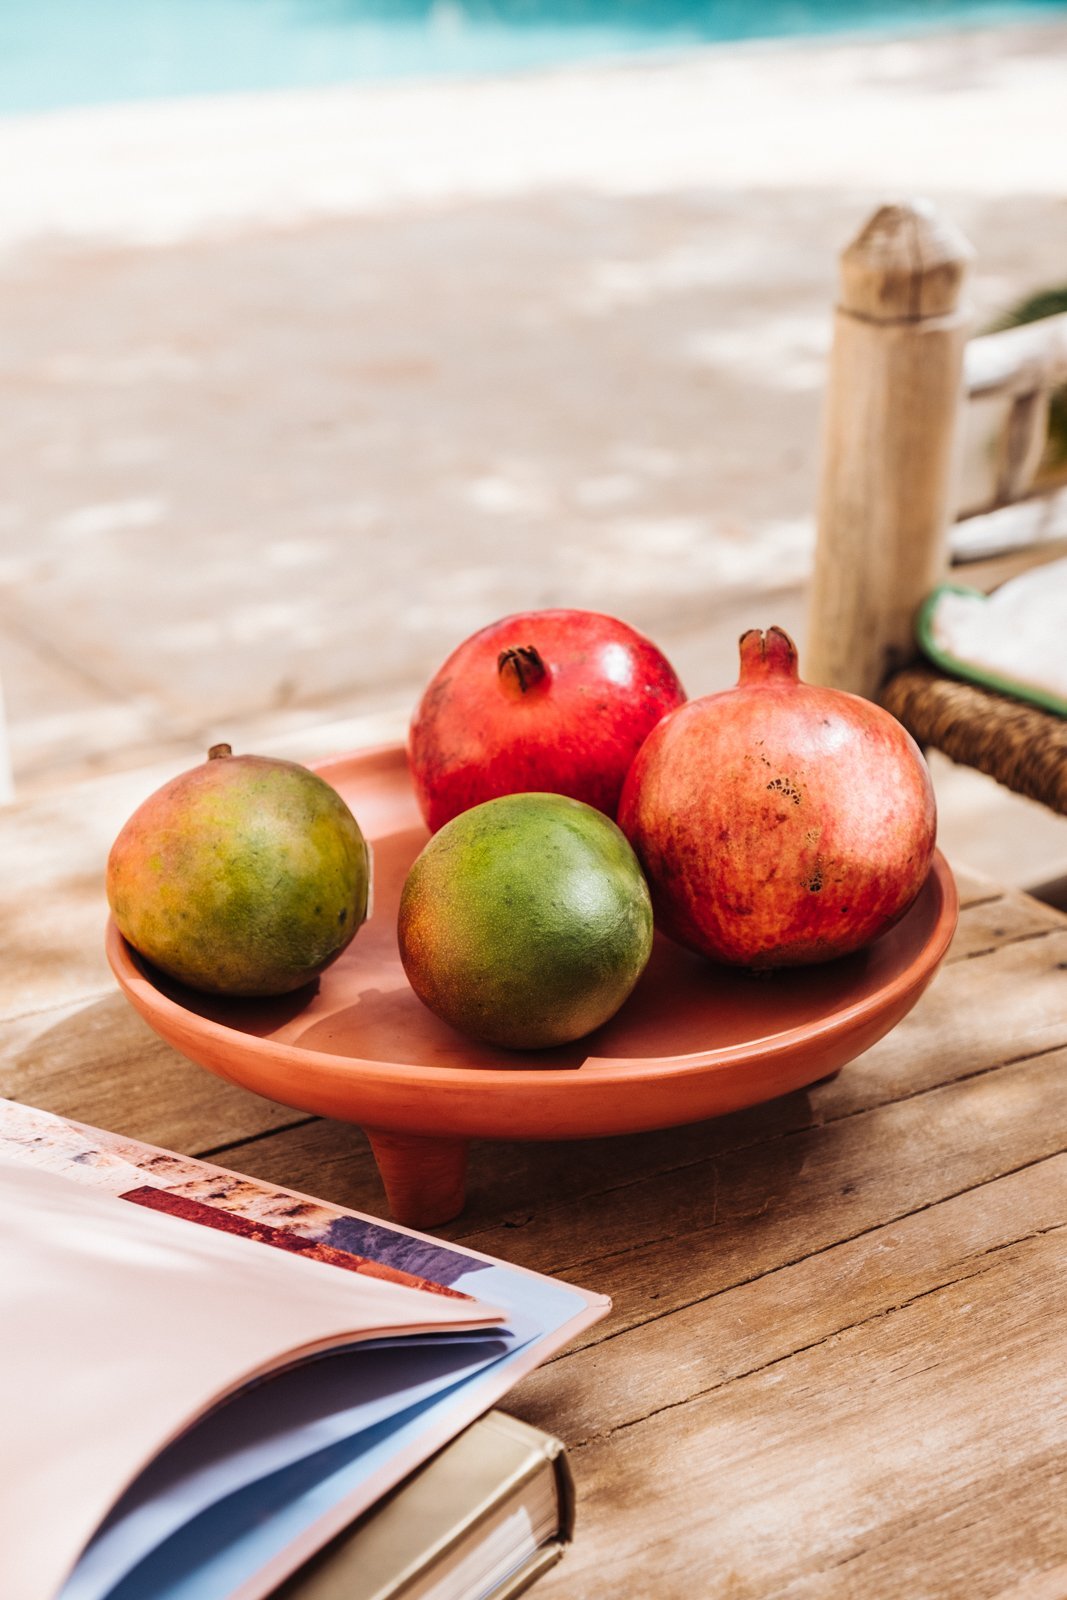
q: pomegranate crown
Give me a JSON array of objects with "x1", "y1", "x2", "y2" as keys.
[
  {"x1": 737, "y1": 627, "x2": 800, "y2": 684},
  {"x1": 497, "y1": 645, "x2": 549, "y2": 697}
]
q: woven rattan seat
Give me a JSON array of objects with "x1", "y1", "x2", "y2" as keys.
[{"x1": 881, "y1": 665, "x2": 1067, "y2": 815}]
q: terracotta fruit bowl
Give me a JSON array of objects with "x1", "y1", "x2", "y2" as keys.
[{"x1": 106, "y1": 744, "x2": 959, "y2": 1227}]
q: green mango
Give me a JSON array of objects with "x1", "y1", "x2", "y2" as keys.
[{"x1": 107, "y1": 745, "x2": 370, "y2": 996}]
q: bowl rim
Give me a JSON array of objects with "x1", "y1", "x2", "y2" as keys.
[{"x1": 105, "y1": 847, "x2": 958, "y2": 1094}]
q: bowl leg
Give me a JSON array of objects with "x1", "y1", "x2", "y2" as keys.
[{"x1": 366, "y1": 1129, "x2": 469, "y2": 1228}]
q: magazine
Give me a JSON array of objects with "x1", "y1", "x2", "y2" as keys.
[{"x1": 0, "y1": 1100, "x2": 609, "y2": 1600}]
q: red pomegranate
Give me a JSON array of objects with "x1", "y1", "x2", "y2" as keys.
[
  {"x1": 409, "y1": 609, "x2": 686, "y2": 832},
  {"x1": 617, "y1": 626, "x2": 936, "y2": 967}
]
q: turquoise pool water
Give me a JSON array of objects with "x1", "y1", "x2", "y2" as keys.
[{"x1": 1, "y1": 0, "x2": 1064, "y2": 113}]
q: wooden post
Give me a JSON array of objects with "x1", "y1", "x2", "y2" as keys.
[{"x1": 807, "y1": 200, "x2": 973, "y2": 698}]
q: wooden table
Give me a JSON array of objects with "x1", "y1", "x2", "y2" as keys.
[{"x1": 3, "y1": 743, "x2": 1067, "y2": 1600}]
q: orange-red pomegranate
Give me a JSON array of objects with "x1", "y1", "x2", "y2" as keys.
[
  {"x1": 617, "y1": 626, "x2": 936, "y2": 967},
  {"x1": 409, "y1": 609, "x2": 685, "y2": 832}
]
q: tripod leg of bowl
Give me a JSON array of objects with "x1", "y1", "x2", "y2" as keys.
[{"x1": 365, "y1": 1128, "x2": 469, "y2": 1227}]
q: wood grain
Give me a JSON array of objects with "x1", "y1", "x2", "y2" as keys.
[
  {"x1": 0, "y1": 991, "x2": 303, "y2": 1153},
  {"x1": 508, "y1": 1154, "x2": 1067, "y2": 1442},
  {"x1": 941, "y1": 885, "x2": 1065, "y2": 961},
  {"x1": 531, "y1": 1224, "x2": 1066, "y2": 1600},
  {"x1": 807, "y1": 201, "x2": 971, "y2": 698},
  {"x1": 456, "y1": 1047, "x2": 1067, "y2": 1321}
]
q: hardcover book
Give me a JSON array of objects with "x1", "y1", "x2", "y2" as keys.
[{"x1": 277, "y1": 1410, "x2": 574, "y2": 1600}]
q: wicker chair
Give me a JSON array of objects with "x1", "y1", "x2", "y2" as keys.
[{"x1": 807, "y1": 200, "x2": 1067, "y2": 838}]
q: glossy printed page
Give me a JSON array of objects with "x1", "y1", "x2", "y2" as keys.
[{"x1": 0, "y1": 1159, "x2": 501, "y2": 1600}]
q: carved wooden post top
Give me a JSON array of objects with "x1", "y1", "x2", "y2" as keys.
[
  {"x1": 809, "y1": 198, "x2": 975, "y2": 698},
  {"x1": 839, "y1": 199, "x2": 974, "y2": 323}
]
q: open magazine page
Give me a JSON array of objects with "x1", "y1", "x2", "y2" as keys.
[
  {"x1": 0, "y1": 1101, "x2": 609, "y2": 1600},
  {"x1": 0, "y1": 1155, "x2": 502, "y2": 1600}
]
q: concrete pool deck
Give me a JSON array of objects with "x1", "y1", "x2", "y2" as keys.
[{"x1": 1, "y1": 16, "x2": 1066, "y2": 883}]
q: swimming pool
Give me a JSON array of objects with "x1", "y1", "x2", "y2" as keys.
[{"x1": 1, "y1": 0, "x2": 1065, "y2": 113}]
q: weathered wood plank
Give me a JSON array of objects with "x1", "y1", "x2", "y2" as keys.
[
  {"x1": 530, "y1": 1227, "x2": 1067, "y2": 1600},
  {"x1": 463, "y1": 925, "x2": 1067, "y2": 1257},
  {"x1": 509, "y1": 1154, "x2": 1067, "y2": 1443},
  {"x1": 950, "y1": 863, "x2": 1008, "y2": 909},
  {"x1": 216, "y1": 1043, "x2": 1067, "y2": 1426},
  {"x1": 775, "y1": 1460, "x2": 1067, "y2": 1600},
  {"x1": 943, "y1": 886, "x2": 1065, "y2": 963},
  {"x1": 454, "y1": 1049, "x2": 1067, "y2": 1337},
  {"x1": 810, "y1": 926, "x2": 1067, "y2": 1118},
  {"x1": 0, "y1": 991, "x2": 302, "y2": 1153}
]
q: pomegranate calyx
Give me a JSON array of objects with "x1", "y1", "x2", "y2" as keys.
[
  {"x1": 737, "y1": 627, "x2": 799, "y2": 686},
  {"x1": 497, "y1": 646, "x2": 549, "y2": 698}
]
